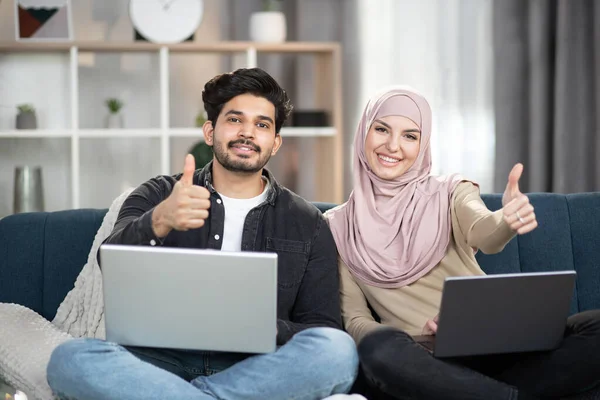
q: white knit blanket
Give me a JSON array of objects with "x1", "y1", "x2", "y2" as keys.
[{"x1": 0, "y1": 188, "x2": 133, "y2": 400}]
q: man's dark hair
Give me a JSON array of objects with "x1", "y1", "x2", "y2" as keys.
[{"x1": 202, "y1": 68, "x2": 293, "y2": 133}]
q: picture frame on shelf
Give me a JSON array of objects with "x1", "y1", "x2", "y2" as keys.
[{"x1": 15, "y1": 0, "x2": 73, "y2": 41}]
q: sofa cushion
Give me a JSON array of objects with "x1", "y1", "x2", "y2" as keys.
[
  {"x1": 477, "y1": 194, "x2": 579, "y2": 314},
  {"x1": 42, "y1": 209, "x2": 106, "y2": 320},
  {"x1": 567, "y1": 193, "x2": 600, "y2": 312},
  {"x1": 312, "y1": 202, "x2": 335, "y2": 214},
  {"x1": 0, "y1": 209, "x2": 106, "y2": 321}
]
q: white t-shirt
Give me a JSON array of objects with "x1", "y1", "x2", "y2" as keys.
[{"x1": 218, "y1": 178, "x2": 270, "y2": 252}]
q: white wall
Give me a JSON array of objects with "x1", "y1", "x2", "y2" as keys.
[{"x1": 0, "y1": 0, "x2": 223, "y2": 215}]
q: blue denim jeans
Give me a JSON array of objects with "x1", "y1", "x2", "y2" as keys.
[{"x1": 47, "y1": 327, "x2": 359, "y2": 400}]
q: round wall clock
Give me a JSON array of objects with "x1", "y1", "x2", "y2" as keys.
[{"x1": 129, "y1": 0, "x2": 204, "y2": 44}]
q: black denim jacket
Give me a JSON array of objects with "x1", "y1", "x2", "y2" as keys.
[{"x1": 102, "y1": 162, "x2": 342, "y2": 345}]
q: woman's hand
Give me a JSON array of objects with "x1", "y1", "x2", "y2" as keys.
[
  {"x1": 502, "y1": 163, "x2": 538, "y2": 235},
  {"x1": 422, "y1": 314, "x2": 439, "y2": 335}
]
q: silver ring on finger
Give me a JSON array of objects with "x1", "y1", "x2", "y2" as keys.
[{"x1": 515, "y1": 211, "x2": 525, "y2": 224}]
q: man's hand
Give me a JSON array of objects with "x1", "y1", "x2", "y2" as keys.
[
  {"x1": 501, "y1": 163, "x2": 538, "y2": 235},
  {"x1": 152, "y1": 154, "x2": 211, "y2": 237},
  {"x1": 422, "y1": 314, "x2": 439, "y2": 335}
]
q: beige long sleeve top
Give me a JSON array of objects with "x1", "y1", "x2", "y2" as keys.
[{"x1": 326, "y1": 182, "x2": 516, "y2": 344}]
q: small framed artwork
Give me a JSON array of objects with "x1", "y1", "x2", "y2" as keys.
[{"x1": 15, "y1": 0, "x2": 73, "y2": 41}]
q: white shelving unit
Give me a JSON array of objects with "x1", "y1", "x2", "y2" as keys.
[{"x1": 0, "y1": 41, "x2": 344, "y2": 206}]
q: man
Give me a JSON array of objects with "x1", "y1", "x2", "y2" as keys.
[{"x1": 46, "y1": 68, "x2": 358, "y2": 400}]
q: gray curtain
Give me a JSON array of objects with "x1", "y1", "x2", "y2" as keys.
[{"x1": 493, "y1": 0, "x2": 600, "y2": 193}]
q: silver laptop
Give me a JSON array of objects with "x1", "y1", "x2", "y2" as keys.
[
  {"x1": 413, "y1": 271, "x2": 576, "y2": 358},
  {"x1": 100, "y1": 244, "x2": 278, "y2": 354}
]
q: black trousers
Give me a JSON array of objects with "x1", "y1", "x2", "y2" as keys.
[{"x1": 355, "y1": 310, "x2": 600, "y2": 400}]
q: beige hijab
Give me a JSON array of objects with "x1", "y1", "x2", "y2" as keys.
[{"x1": 328, "y1": 86, "x2": 467, "y2": 288}]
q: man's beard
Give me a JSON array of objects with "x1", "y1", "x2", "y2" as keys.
[{"x1": 212, "y1": 138, "x2": 272, "y2": 174}]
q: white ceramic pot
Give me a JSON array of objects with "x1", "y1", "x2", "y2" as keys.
[
  {"x1": 106, "y1": 113, "x2": 123, "y2": 129},
  {"x1": 249, "y1": 11, "x2": 287, "y2": 43}
]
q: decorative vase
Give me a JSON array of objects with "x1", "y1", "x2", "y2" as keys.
[
  {"x1": 106, "y1": 113, "x2": 124, "y2": 129},
  {"x1": 13, "y1": 166, "x2": 44, "y2": 213},
  {"x1": 249, "y1": 11, "x2": 287, "y2": 43},
  {"x1": 16, "y1": 112, "x2": 37, "y2": 129}
]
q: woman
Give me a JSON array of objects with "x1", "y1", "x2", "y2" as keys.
[{"x1": 325, "y1": 86, "x2": 600, "y2": 400}]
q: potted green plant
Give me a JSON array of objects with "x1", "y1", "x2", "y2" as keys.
[
  {"x1": 188, "y1": 110, "x2": 213, "y2": 170},
  {"x1": 105, "y1": 98, "x2": 124, "y2": 129},
  {"x1": 16, "y1": 104, "x2": 37, "y2": 130},
  {"x1": 249, "y1": 0, "x2": 286, "y2": 43}
]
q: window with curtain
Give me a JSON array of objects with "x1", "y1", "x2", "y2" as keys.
[{"x1": 355, "y1": 0, "x2": 495, "y2": 193}]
